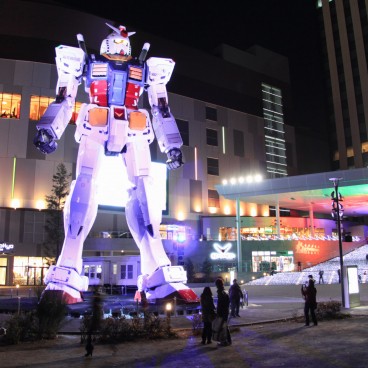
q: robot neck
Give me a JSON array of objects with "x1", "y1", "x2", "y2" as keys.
[{"x1": 101, "y1": 53, "x2": 133, "y2": 62}]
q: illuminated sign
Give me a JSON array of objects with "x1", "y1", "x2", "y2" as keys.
[
  {"x1": 295, "y1": 241, "x2": 320, "y2": 255},
  {"x1": 97, "y1": 157, "x2": 167, "y2": 209},
  {"x1": 347, "y1": 267, "x2": 359, "y2": 294},
  {"x1": 0, "y1": 243, "x2": 14, "y2": 253},
  {"x1": 210, "y1": 242, "x2": 236, "y2": 260}
]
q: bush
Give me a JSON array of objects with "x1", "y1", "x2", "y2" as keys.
[
  {"x1": 315, "y1": 300, "x2": 350, "y2": 320},
  {"x1": 4, "y1": 311, "x2": 39, "y2": 344},
  {"x1": 36, "y1": 291, "x2": 67, "y2": 339},
  {"x1": 81, "y1": 312, "x2": 177, "y2": 344},
  {"x1": 191, "y1": 313, "x2": 202, "y2": 336}
]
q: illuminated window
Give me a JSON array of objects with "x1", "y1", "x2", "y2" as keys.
[
  {"x1": 208, "y1": 189, "x2": 220, "y2": 208},
  {"x1": 0, "y1": 93, "x2": 21, "y2": 119},
  {"x1": 30, "y1": 95, "x2": 82, "y2": 124},
  {"x1": 84, "y1": 265, "x2": 90, "y2": 277},
  {"x1": 262, "y1": 83, "x2": 287, "y2": 178}
]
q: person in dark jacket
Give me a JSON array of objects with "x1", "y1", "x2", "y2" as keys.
[
  {"x1": 200, "y1": 286, "x2": 216, "y2": 344},
  {"x1": 215, "y1": 278, "x2": 232, "y2": 346},
  {"x1": 229, "y1": 279, "x2": 243, "y2": 317},
  {"x1": 301, "y1": 275, "x2": 318, "y2": 326}
]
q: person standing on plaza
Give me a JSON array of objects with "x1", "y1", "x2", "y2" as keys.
[
  {"x1": 214, "y1": 278, "x2": 232, "y2": 346},
  {"x1": 318, "y1": 270, "x2": 324, "y2": 284},
  {"x1": 301, "y1": 274, "x2": 318, "y2": 327},
  {"x1": 229, "y1": 278, "x2": 243, "y2": 318},
  {"x1": 200, "y1": 286, "x2": 216, "y2": 344}
]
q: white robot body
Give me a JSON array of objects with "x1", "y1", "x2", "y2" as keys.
[{"x1": 34, "y1": 25, "x2": 198, "y2": 304}]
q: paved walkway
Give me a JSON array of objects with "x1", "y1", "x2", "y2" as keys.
[{"x1": 1, "y1": 284, "x2": 368, "y2": 367}]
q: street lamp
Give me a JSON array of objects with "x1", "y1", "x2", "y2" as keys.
[
  {"x1": 165, "y1": 302, "x2": 172, "y2": 330},
  {"x1": 329, "y1": 177, "x2": 346, "y2": 308}
]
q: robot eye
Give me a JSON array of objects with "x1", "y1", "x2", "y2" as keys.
[{"x1": 114, "y1": 39, "x2": 127, "y2": 45}]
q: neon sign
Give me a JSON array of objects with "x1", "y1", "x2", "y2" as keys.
[
  {"x1": 0, "y1": 243, "x2": 14, "y2": 253},
  {"x1": 210, "y1": 242, "x2": 236, "y2": 260}
]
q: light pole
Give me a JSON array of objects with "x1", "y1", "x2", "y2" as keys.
[{"x1": 329, "y1": 177, "x2": 346, "y2": 308}]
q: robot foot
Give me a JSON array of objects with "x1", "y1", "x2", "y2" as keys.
[
  {"x1": 41, "y1": 284, "x2": 83, "y2": 304},
  {"x1": 146, "y1": 282, "x2": 199, "y2": 305}
]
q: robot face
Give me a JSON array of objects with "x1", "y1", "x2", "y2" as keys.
[{"x1": 100, "y1": 23, "x2": 136, "y2": 57}]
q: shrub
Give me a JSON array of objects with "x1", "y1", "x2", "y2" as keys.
[
  {"x1": 315, "y1": 300, "x2": 350, "y2": 320},
  {"x1": 4, "y1": 311, "x2": 39, "y2": 344},
  {"x1": 82, "y1": 312, "x2": 177, "y2": 344},
  {"x1": 36, "y1": 291, "x2": 67, "y2": 339},
  {"x1": 191, "y1": 313, "x2": 202, "y2": 336}
]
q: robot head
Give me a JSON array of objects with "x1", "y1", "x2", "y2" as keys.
[{"x1": 100, "y1": 23, "x2": 136, "y2": 58}]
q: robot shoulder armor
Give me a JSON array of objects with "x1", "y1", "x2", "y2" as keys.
[
  {"x1": 146, "y1": 57, "x2": 175, "y2": 85},
  {"x1": 55, "y1": 45, "x2": 85, "y2": 78}
]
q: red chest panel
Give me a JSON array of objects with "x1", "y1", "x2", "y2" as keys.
[
  {"x1": 90, "y1": 80, "x2": 108, "y2": 106},
  {"x1": 125, "y1": 83, "x2": 140, "y2": 109},
  {"x1": 89, "y1": 80, "x2": 139, "y2": 109}
]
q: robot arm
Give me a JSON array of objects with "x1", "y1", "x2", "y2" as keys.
[
  {"x1": 34, "y1": 44, "x2": 85, "y2": 154},
  {"x1": 146, "y1": 57, "x2": 183, "y2": 170}
]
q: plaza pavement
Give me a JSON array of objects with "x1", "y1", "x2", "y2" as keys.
[{"x1": 1, "y1": 284, "x2": 368, "y2": 367}]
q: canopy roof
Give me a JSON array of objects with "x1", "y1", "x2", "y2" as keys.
[{"x1": 215, "y1": 168, "x2": 368, "y2": 217}]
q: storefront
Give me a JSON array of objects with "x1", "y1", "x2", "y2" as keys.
[{"x1": 12, "y1": 256, "x2": 54, "y2": 286}]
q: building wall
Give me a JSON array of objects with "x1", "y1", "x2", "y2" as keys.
[
  {"x1": 318, "y1": 0, "x2": 368, "y2": 169},
  {"x1": 0, "y1": 0, "x2": 304, "y2": 287}
]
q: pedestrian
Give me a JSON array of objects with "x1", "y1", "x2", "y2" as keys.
[
  {"x1": 200, "y1": 286, "x2": 216, "y2": 345},
  {"x1": 318, "y1": 270, "x2": 324, "y2": 284},
  {"x1": 301, "y1": 275, "x2": 318, "y2": 327},
  {"x1": 337, "y1": 268, "x2": 341, "y2": 283},
  {"x1": 85, "y1": 334, "x2": 94, "y2": 357},
  {"x1": 214, "y1": 278, "x2": 232, "y2": 346},
  {"x1": 297, "y1": 261, "x2": 302, "y2": 272},
  {"x1": 229, "y1": 278, "x2": 243, "y2": 318}
]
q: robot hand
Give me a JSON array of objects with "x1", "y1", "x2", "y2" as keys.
[
  {"x1": 166, "y1": 148, "x2": 183, "y2": 170},
  {"x1": 33, "y1": 129, "x2": 58, "y2": 154}
]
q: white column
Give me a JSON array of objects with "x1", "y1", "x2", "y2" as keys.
[
  {"x1": 236, "y1": 198, "x2": 242, "y2": 272},
  {"x1": 276, "y1": 201, "x2": 281, "y2": 236},
  {"x1": 309, "y1": 203, "x2": 315, "y2": 237}
]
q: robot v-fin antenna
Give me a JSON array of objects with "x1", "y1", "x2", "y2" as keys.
[
  {"x1": 105, "y1": 23, "x2": 121, "y2": 35},
  {"x1": 105, "y1": 23, "x2": 136, "y2": 37}
]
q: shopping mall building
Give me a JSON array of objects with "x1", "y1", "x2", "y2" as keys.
[{"x1": 0, "y1": 1, "x2": 367, "y2": 290}]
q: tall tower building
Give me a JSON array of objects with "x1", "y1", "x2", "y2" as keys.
[{"x1": 317, "y1": 0, "x2": 368, "y2": 169}]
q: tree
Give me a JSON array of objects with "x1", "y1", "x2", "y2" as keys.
[
  {"x1": 201, "y1": 258, "x2": 212, "y2": 282},
  {"x1": 185, "y1": 258, "x2": 195, "y2": 283},
  {"x1": 43, "y1": 163, "x2": 71, "y2": 258}
]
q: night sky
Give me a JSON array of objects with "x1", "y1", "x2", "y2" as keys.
[{"x1": 53, "y1": 0, "x2": 326, "y2": 132}]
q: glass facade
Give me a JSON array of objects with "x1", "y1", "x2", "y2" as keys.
[
  {"x1": 262, "y1": 83, "x2": 287, "y2": 177},
  {"x1": 0, "y1": 93, "x2": 21, "y2": 119}
]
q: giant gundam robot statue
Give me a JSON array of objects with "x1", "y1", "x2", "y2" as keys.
[{"x1": 33, "y1": 23, "x2": 198, "y2": 304}]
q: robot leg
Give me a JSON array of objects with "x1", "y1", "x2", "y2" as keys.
[
  {"x1": 125, "y1": 174, "x2": 198, "y2": 304},
  {"x1": 43, "y1": 137, "x2": 103, "y2": 303}
]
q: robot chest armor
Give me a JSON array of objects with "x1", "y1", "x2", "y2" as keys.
[{"x1": 87, "y1": 61, "x2": 145, "y2": 109}]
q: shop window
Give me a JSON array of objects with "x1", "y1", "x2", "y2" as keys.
[
  {"x1": 120, "y1": 264, "x2": 133, "y2": 279},
  {"x1": 90, "y1": 265, "x2": 96, "y2": 278},
  {"x1": 0, "y1": 93, "x2": 21, "y2": 119},
  {"x1": 30, "y1": 95, "x2": 82, "y2": 124},
  {"x1": 13, "y1": 256, "x2": 48, "y2": 286},
  {"x1": 207, "y1": 157, "x2": 219, "y2": 176},
  {"x1": 97, "y1": 265, "x2": 102, "y2": 279},
  {"x1": 84, "y1": 265, "x2": 90, "y2": 277}
]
